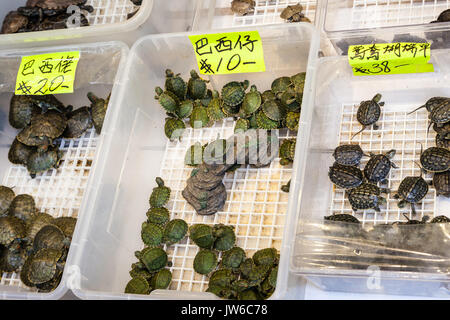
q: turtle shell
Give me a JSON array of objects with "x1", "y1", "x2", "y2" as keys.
[
  {"x1": 356, "y1": 97, "x2": 381, "y2": 126},
  {"x1": 33, "y1": 224, "x2": 66, "y2": 252},
  {"x1": 193, "y1": 249, "x2": 218, "y2": 275},
  {"x1": 190, "y1": 105, "x2": 210, "y2": 128},
  {"x1": 213, "y1": 224, "x2": 236, "y2": 251},
  {"x1": 261, "y1": 90, "x2": 276, "y2": 103},
  {"x1": 16, "y1": 126, "x2": 51, "y2": 148},
  {"x1": 271, "y1": 77, "x2": 291, "y2": 94},
  {"x1": 189, "y1": 224, "x2": 214, "y2": 249},
  {"x1": 348, "y1": 183, "x2": 384, "y2": 211},
  {"x1": 0, "y1": 186, "x2": 15, "y2": 216},
  {"x1": 231, "y1": 0, "x2": 255, "y2": 15},
  {"x1": 206, "y1": 96, "x2": 226, "y2": 121},
  {"x1": 241, "y1": 85, "x2": 261, "y2": 116},
  {"x1": 262, "y1": 99, "x2": 286, "y2": 121},
  {"x1": 163, "y1": 219, "x2": 188, "y2": 244},
  {"x1": 137, "y1": 247, "x2": 168, "y2": 273},
  {"x1": 420, "y1": 147, "x2": 450, "y2": 172},
  {"x1": 155, "y1": 87, "x2": 179, "y2": 114},
  {"x1": 141, "y1": 222, "x2": 163, "y2": 247},
  {"x1": 324, "y1": 214, "x2": 360, "y2": 223},
  {"x1": 26, "y1": 148, "x2": 62, "y2": 178},
  {"x1": 291, "y1": 72, "x2": 306, "y2": 87},
  {"x1": 88, "y1": 92, "x2": 109, "y2": 134},
  {"x1": 221, "y1": 247, "x2": 246, "y2": 270},
  {"x1": 187, "y1": 70, "x2": 208, "y2": 100},
  {"x1": 285, "y1": 111, "x2": 300, "y2": 131},
  {"x1": 209, "y1": 268, "x2": 236, "y2": 288},
  {"x1": 333, "y1": 144, "x2": 364, "y2": 166},
  {"x1": 36, "y1": 269, "x2": 62, "y2": 292},
  {"x1": 328, "y1": 162, "x2": 364, "y2": 189},
  {"x1": 429, "y1": 101, "x2": 450, "y2": 124},
  {"x1": 8, "y1": 138, "x2": 35, "y2": 165},
  {"x1": 221, "y1": 81, "x2": 247, "y2": 107},
  {"x1": 278, "y1": 87, "x2": 300, "y2": 111},
  {"x1": 252, "y1": 248, "x2": 278, "y2": 267},
  {"x1": 433, "y1": 171, "x2": 450, "y2": 197},
  {"x1": 146, "y1": 207, "x2": 170, "y2": 227},
  {"x1": 397, "y1": 176, "x2": 429, "y2": 203},
  {"x1": 280, "y1": 4, "x2": 304, "y2": 20},
  {"x1": 435, "y1": 132, "x2": 450, "y2": 149},
  {"x1": 125, "y1": 276, "x2": 150, "y2": 294},
  {"x1": 63, "y1": 107, "x2": 93, "y2": 138},
  {"x1": 26, "y1": 212, "x2": 55, "y2": 241},
  {"x1": 1, "y1": 11, "x2": 28, "y2": 34},
  {"x1": 0, "y1": 247, "x2": 26, "y2": 272},
  {"x1": 150, "y1": 268, "x2": 172, "y2": 289},
  {"x1": 177, "y1": 100, "x2": 194, "y2": 119},
  {"x1": 165, "y1": 69, "x2": 187, "y2": 100},
  {"x1": 9, "y1": 194, "x2": 36, "y2": 222},
  {"x1": 279, "y1": 139, "x2": 294, "y2": 160},
  {"x1": 430, "y1": 215, "x2": 450, "y2": 223},
  {"x1": 27, "y1": 248, "x2": 63, "y2": 285},
  {"x1": 28, "y1": 111, "x2": 67, "y2": 139},
  {"x1": 255, "y1": 110, "x2": 278, "y2": 129},
  {"x1": 164, "y1": 117, "x2": 185, "y2": 141},
  {"x1": 9, "y1": 95, "x2": 40, "y2": 129},
  {"x1": 149, "y1": 177, "x2": 171, "y2": 208},
  {"x1": 433, "y1": 121, "x2": 450, "y2": 134},
  {"x1": 234, "y1": 118, "x2": 249, "y2": 133},
  {"x1": 53, "y1": 217, "x2": 76, "y2": 238},
  {"x1": 364, "y1": 153, "x2": 394, "y2": 183},
  {"x1": 30, "y1": 0, "x2": 88, "y2": 9}
]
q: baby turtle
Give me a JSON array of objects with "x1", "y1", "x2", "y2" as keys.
[
  {"x1": 324, "y1": 214, "x2": 360, "y2": 223},
  {"x1": 420, "y1": 146, "x2": 450, "y2": 173},
  {"x1": 19, "y1": 111, "x2": 67, "y2": 146},
  {"x1": 280, "y1": 3, "x2": 310, "y2": 23},
  {"x1": 8, "y1": 138, "x2": 35, "y2": 166},
  {"x1": 408, "y1": 97, "x2": 450, "y2": 115},
  {"x1": 285, "y1": 111, "x2": 300, "y2": 131},
  {"x1": 433, "y1": 171, "x2": 450, "y2": 197},
  {"x1": 241, "y1": 85, "x2": 262, "y2": 117},
  {"x1": 125, "y1": 276, "x2": 151, "y2": 294},
  {"x1": 53, "y1": 217, "x2": 77, "y2": 238},
  {"x1": 0, "y1": 186, "x2": 15, "y2": 217},
  {"x1": 281, "y1": 180, "x2": 290, "y2": 193},
  {"x1": 162, "y1": 219, "x2": 188, "y2": 245},
  {"x1": 9, "y1": 95, "x2": 41, "y2": 129},
  {"x1": 164, "y1": 117, "x2": 185, "y2": 141},
  {"x1": 19, "y1": 0, "x2": 93, "y2": 17},
  {"x1": 221, "y1": 80, "x2": 249, "y2": 108},
  {"x1": 333, "y1": 144, "x2": 365, "y2": 166},
  {"x1": 151, "y1": 269, "x2": 172, "y2": 290},
  {"x1": 279, "y1": 139, "x2": 295, "y2": 165},
  {"x1": 1, "y1": 11, "x2": 28, "y2": 34},
  {"x1": 165, "y1": 69, "x2": 187, "y2": 100},
  {"x1": 63, "y1": 107, "x2": 93, "y2": 138},
  {"x1": 155, "y1": 87, "x2": 179, "y2": 115},
  {"x1": 26, "y1": 248, "x2": 64, "y2": 285},
  {"x1": 149, "y1": 177, "x2": 171, "y2": 208},
  {"x1": 430, "y1": 215, "x2": 450, "y2": 223},
  {"x1": 262, "y1": 99, "x2": 286, "y2": 121},
  {"x1": 271, "y1": 77, "x2": 291, "y2": 95},
  {"x1": 33, "y1": 224, "x2": 67, "y2": 252},
  {"x1": 221, "y1": 247, "x2": 246, "y2": 271},
  {"x1": 177, "y1": 100, "x2": 194, "y2": 119},
  {"x1": 189, "y1": 224, "x2": 215, "y2": 249},
  {"x1": 146, "y1": 207, "x2": 170, "y2": 227},
  {"x1": 9, "y1": 194, "x2": 36, "y2": 222},
  {"x1": 253, "y1": 248, "x2": 279, "y2": 267},
  {"x1": 206, "y1": 91, "x2": 226, "y2": 122},
  {"x1": 231, "y1": 0, "x2": 255, "y2": 15},
  {"x1": 428, "y1": 101, "x2": 450, "y2": 131},
  {"x1": 364, "y1": 149, "x2": 398, "y2": 183},
  {"x1": 255, "y1": 110, "x2": 279, "y2": 129},
  {"x1": 193, "y1": 249, "x2": 218, "y2": 275},
  {"x1": 26, "y1": 212, "x2": 55, "y2": 242},
  {"x1": 187, "y1": 70, "x2": 208, "y2": 100},
  {"x1": 347, "y1": 183, "x2": 387, "y2": 212},
  {"x1": 26, "y1": 147, "x2": 63, "y2": 178},
  {"x1": 141, "y1": 222, "x2": 163, "y2": 247},
  {"x1": 189, "y1": 104, "x2": 210, "y2": 128},
  {"x1": 213, "y1": 224, "x2": 236, "y2": 252},
  {"x1": 328, "y1": 162, "x2": 364, "y2": 189},
  {"x1": 136, "y1": 247, "x2": 168, "y2": 273},
  {"x1": 87, "y1": 92, "x2": 109, "y2": 134},
  {"x1": 352, "y1": 93, "x2": 385, "y2": 139},
  {"x1": 394, "y1": 176, "x2": 429, "y2": 215},
  {"x1": 209, "y1": 268, "x2": 237, "y2": 289}
]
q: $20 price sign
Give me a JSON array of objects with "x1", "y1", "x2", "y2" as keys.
[
  {"x1": 189, "y1": 31, "x2": 266, "y2": 75},
  {"x1": 348, "y1": 42, "x2": 434, "y2": 76},
  {"x1": 15, "y1": 51, "x2": 80, "y2": 95}
]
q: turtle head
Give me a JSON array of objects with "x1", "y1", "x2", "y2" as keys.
[
  {"x1": 386, "y1": 149, "x2": 396, "y2": 159},
  {"x1": 165, "y1": 69, "x2": 174, "y2": 78},
  {"x1": 242, "y1": 80, "x2": 250, "y2": 90},
  {"x1": 397, "y1": 199, "x2": 407, "y2": 208},
  {"x1": 250, "y1": 84, "x2": 257, "y2": 92},
  {"x1": 372, "y1": 93, "x2": 382, "y2": 103},
  {"x1": 190, "y1": 69, "x2": 199, "y2": 79},
  {"x1": 87, "y1": 92, "x2": 99, "y2": 104},
  {"x1": 155, "y1": 177, "x2": 165, "y2": 187},
  {"x1": 155, "y1": 87, "x2": 163, "y2": 97}
]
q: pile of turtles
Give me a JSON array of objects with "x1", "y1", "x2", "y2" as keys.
[
  {"x1": 156, "y1": 69, "x2": 305, "y2": 141},
  {"x1": 230, "y1": 1, "x2": 311, "y2": 23},
  {"x1": 183, "y1": 131, "x2": 277, "y2": 216},
  {"x1": 190, "y1": 223, "x2": 279, "y2": 300},
  {"x1": 0, "y1": 185, "x2": 76, "y2": 292},
  {"x1": 125, "y1": 177, "x2": 188, "y2": 295},
  {"x1": 8, "y1": 92, "x2": 109, "y2": 178}
]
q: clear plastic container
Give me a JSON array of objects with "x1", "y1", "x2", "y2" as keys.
[
  {"x1": 289, "y1": 36, "x2": 450, "y2": 297},
  {"x1": 0, "y1": 0, "x2": 153, "y2": 46},
  {"x1": 324, "y1": 0, "x2": 450, "y2": 34},
  {"x1": 67, "y1": 24, "x2": 320, "y2": 300},
  {"x1": 0, "y1": 41, "x2": 128, "y2": 299}
]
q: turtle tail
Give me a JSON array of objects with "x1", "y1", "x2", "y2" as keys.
[
  {"x1": 407, "y1": 104, "x2": 426, "y2": 115},
  {"x1": 351, "y1": 126, "x2": 366, "y2": 140}
]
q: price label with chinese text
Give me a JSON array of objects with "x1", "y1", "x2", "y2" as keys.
[
  {"x1": 15, "y1": 51, "x2": 80, "y2": 95},
  {"x1": 189, "y1": 31, "x2": 265, "y2": 75},
  {"x1": 348, "y1": 43, "x2": 434, "y2": 76}
]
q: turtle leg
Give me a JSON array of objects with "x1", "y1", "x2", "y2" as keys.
[
  {"x1": 391, "y1": 162, "x2": 399, "y2": 169},
  {"x1": 372, "y1": 123, "x2": 379, "y2": 130},
  {"x1": 397, "y1": 199, "x2": 406, "y2": 208},
  {"x1": 374, "y1": 206, "x2": 381, "y2": 212},
  {"x1": 380, "y1": 188, "x2": 390, "y2": 194},
  {"x1": 411, "y1": 203, "x2": 417, "y2": 216}
]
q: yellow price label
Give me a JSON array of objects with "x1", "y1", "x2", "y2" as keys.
[
  {"x1": 189, "y1": 31, "x2": 265, "y2": 75},
  {"x1": 15, "y1": 51, "x2": 80, "y2": 95},
  {"x1": 348, "y1": 43, "x2": 434, "y2": 76}
]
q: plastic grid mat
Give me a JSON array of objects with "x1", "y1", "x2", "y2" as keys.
[
  {"x1": 0, "y1": 128, "x2": 98, "y2": 290},
  {"x1": 329, "y1": 103, "x2": 439, "y2": 227},
  {"x1": 86, "y1": 0, "x2": 138, "y2": 25},
  {"x1": 155, "y1": 119, "x2": 293, "y2": 292},
  {"x1": 350, "y1": 0, "x2": 450, "y2": 29},
  {"x1": 231, "y1": 0, "x2": 316, "y2": 27}
]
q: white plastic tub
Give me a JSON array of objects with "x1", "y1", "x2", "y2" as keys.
[
  {"x1": 0, "y1": 41, "x2": 128, "y2": 299},
  {"x1": 67, "y1": 24, "x2": 320, "y2": 300},
  {"x1": 290, "y1": 41, "x2": 450, "y2": 297},
  {"x1": 0, "y1": 0, "x2": 153, "y2": 47}
]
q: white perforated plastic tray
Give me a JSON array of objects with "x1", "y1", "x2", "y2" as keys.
[
  {"x1": 157, "y1": 121, "x2": 294, "y2": 292},
  {"x1": 330, "y1": 103, "x2": 438, "y2": 226}
]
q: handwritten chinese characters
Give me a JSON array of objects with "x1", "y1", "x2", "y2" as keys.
[
  {"x1": 189, "y1": 31, "x2": 265, "y2": 75},
  {"x1": 15, "y1": 51, "x2": 80, "y2": 95},
  {"x1": 348, "y1": 43, "x2": 434, "y2": 76}
]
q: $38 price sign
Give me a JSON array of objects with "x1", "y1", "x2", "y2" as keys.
[
  {"x1": 189, "y1": 31, "x2": 266, "y2": 75},
  {"x1": 15, "y1": 51, "x2": 80, "y2": 95},
  {"x1": 348, "y1": 42, "x2": 434, "y2": 76}
]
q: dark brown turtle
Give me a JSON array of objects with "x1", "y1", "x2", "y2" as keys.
[
  {"x1": 433, "y1": 171, "x2": 450, "y2": 197},
  {"x1": 436, "y1": 132, "x2": 450, "y2": 149},
  {"x1": 53, "y1": 217, "x2": 77, "y2": 238},
  {"x1": 407, "y1": 97, "x2": 450, "y2": 115},
  {"x1": 347, "y1": 183, "x2": 387, "y2": 212},
  {"x1": 394, "y1": 176, "x2": 429, "y2": 215},
  {"x1": 9, "y1": 95, "x2": 40, "y2": 129},
  {"x1": 19, "y1": 0, "x2": 94, "y2": 18},
  {"x1": 25, "y1": 212, "x2": 55, "y2": 242},
  {"x1": 333, "y1": 144, "x2": 365, "y2": 166},
  {"x1": 428, "y1": 101, "x2": 450, "y2": 131},
  {"x1": 0, "y1": 216, "x2": 26, "y2": 247},
  {"x1": 25, "y1": 248, "x2": 64, "y2": 285},
  {"x1": 26, "y1": 147, "x2": 63, "y2": 178},
  {"x1": 324, "y1": 214, "x2": 360, "y2": 223},
  {"x1": 8, "y1": 138, "x2": 36, "y2": 166},
  {"x1": 1, "y1": 11, "x2": 28, "y2": 34},
  {"x1": 33, "y1": 224, "x2": 67, "y2": 253},
  {"x1": 36, "y1": 268, "x2": 62, "y2": 292},
  {"x1": 63, "y1": 106, "x2": 93, "y2": 138},
  {"x1": 364, "y1": 149, "x2": 398, "y2": 183},
  {"x1": 9, "y1": 194, "x2": 36, "y2": 222},
  {"x1": 87, "y1": 92, "x2": 110, "y2": 134},
  {"x1": 0, "y1": 186, "x2": 15, "y2": 217},
  {"x1": 352, "y1": 93, "x2": 384, "y2": 139},
  {"x1": 280, "y1": 3, "x2": 310, "y2": 23},
  {"x1": 328, "y1": 162, "x2": 364, "y2": 189},
  {"x1": 419, "y1": 146, "x2": 450, "y2": 173},
  {"x1": 231, "y1": 0, "x2": 255, "y2": 15}
]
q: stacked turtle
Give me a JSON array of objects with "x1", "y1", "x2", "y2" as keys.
[
  {"x1": 280, "y1": 3, "x2": 311, "y2": 23},
  {"x1": 8, "y1": 92, "x2": 108, "y2": 178},
  {"x1": 125, "y1": 177, "x2": 188, "y2": 295},
  {"x1": 189, "y1": 223, "x2": 278, "y2": 300},
  {"x1": 155, "y1": 69, "x2": 306, "y2": 141},
  {"x1": 0, "y1": 185, "x2": 76, "y2": 292},
  {"x1": 183, "y1": 131, "x2": 277, "y2": 216},
  {"x1": 1, "y1": 0, "x2": 94, "y2": 34}
]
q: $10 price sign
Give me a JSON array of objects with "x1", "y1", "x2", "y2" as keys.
[
  {"x1": 15, "y1": 51, "x2": 80, "y2": 95},
  {"x1": 348, "y1": 43, "x2": 434, "y2": 76},
  {"x1": 189, "y1": 31, "x2": 266, "y2": 75}
]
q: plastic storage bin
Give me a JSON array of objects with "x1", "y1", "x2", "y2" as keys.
[
  {"x1": 67, "y1": 24, "x2": 320, "y2": 299},
  {"x1": 0, "y1": 41, "x2": 128, "y2": 299},
  {"x1": 324, "y1": 0, "x2": 450, "y2": 34},
  {"x1": 0, "y1": 0, "x2": 153, "y2": 46},
  {"x1": 289, "y1": 39, "x2": 450, "y2": 297}
]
